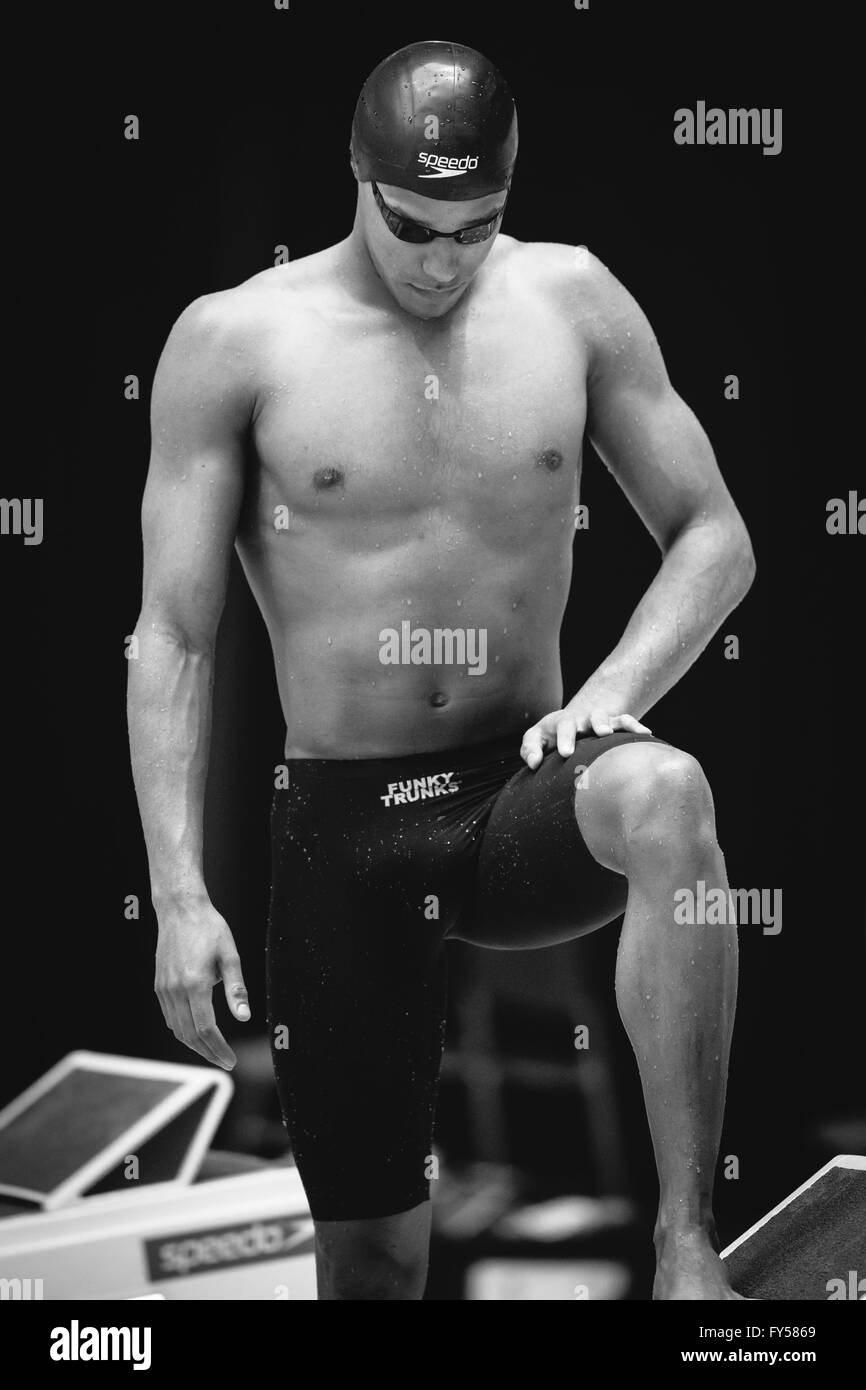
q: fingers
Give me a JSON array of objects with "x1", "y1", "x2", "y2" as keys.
[
  {"x1": 585, "y1": 710, "x2": 653, "y2": 737},
  {"x1": 187, "y1": 987, "x2": 237, "y2": 1070},
  {"x1": 520, "y1": 723, "x2": 547, "y2": 770},
  {"x1": 587, "y1": 708, "x2": 616, "y2": 736},
  {"x1": 155, "y1": 986, "x2": 181, "y2": 1049},
  {"x1": 556, "y1": 713, "x2": 578, "y2": 758},
  {"x1": 179, "y1": 995, "x2": 229, "y2": 1068},
  {"x1": 158, "y1": 986, "x2": 222, "y2": 1067},
  {"x1": 613, "y1": 713, "x2": 653, "y2": 734},
  {"x1": 522, "y1": 710, "x2": 653, "y2": 769},
  {"x1": 156, "y1": 980, "x2": 236, "y2": 1070},
  {"x1": 219, "y1": 951, "x2": 251, "y2": 1022}
]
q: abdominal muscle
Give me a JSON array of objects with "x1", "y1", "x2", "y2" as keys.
[
  {"x1": 245, "y1": 566, "x2": 568, "y2": 759},
  {"x1": 237, "y1": 492, "x2": 574, "y2": 759},
  {"x1": 277, "y1": 651, "x2": 564, "y2": 759}
]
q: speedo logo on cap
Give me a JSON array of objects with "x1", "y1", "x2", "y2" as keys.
[{"x1": 417, "y1": 152, "x2": 479, "y2": 178}]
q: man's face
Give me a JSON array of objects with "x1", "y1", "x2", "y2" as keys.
[{"x1": 359, "y1": 180, "x2": 507, "y2": 320}]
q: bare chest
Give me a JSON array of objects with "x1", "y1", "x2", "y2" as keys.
[{"x1": 250, "y1": 299, "x2": 589, "y2": 526}]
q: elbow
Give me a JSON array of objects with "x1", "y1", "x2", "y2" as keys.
[
  {"x1": 739, "y1": 528, "x2": 757, "y2": 582},
  {"x1": 730, "y1": 526, "x2": 757, "y2": 596},
  {"x1": 135, "y1": 603, "x2": 218, "y2": 657},
  {"x1": 671, "y1": 516, "x2": 757, "y2": 594}
]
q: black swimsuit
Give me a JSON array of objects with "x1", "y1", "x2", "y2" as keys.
[{"x1": 266, "y1": 724, "x2": 670, "y2": 1221}]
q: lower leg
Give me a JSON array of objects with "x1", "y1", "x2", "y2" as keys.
[
  {"x1": 313, "y1": 1200, "x2": 431, "y2": 1300},
  {"x1": 614, "y1": 814, "x2": 741, "y2": 1298},
  {"x1": 575, "y1": 746, "x2": 744, "y2": 1298}
]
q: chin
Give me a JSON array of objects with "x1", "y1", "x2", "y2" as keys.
[
  {"x1": 398, "y1": 285, "x2": 468, "y2": 320},
  {"x1": 412, "y1": 301, "x2": 452, "y2": 321}
]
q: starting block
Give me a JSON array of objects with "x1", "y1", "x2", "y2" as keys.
[
  {"x1": 722, "y1": 1155, "x2": 866, "y2": 1300},
  {"x1": 0, "y1": 1051, "x2": 315, "y2": 1299}
]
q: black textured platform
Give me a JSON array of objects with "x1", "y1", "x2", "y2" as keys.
[
  {"x1": 0, "y1": 1071, "x2": 179, "y2": 1194},
  {"x1": 725, "y1": 1166, "x2": 866, "y2": 1300}
]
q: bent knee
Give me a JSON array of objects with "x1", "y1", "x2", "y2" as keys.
[{"x1": 576, "y1": 743, "x2": 717, "y2": 873}]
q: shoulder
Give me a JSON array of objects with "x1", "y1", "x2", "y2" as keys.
[
  {"x1": 157, "y1": 285, "x2": 260, "y2": 391},
  {"x1": 155, "y1": 252, "x2": 339, "y2": 401},
  {"x1": 493, "y1": 237, "x2": 650, "y2": 343},
  {"x1": 166, "y1": 249, "x2": 341, "y2": 354},
  {"x1": 490, "y1": 235, "x2": 606, "y2": 288}
]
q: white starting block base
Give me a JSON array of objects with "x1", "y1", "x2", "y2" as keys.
[{"x1": 0, "y1": 1162, "x2": 316, "y2": 1300}]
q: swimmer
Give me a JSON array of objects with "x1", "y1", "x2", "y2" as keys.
[{"x1": 128, "y1": 40, "x2": 756, "y2": 1299}]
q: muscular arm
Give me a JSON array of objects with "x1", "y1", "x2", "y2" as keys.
[
  {"x1": 576, "y1": 255, "x2": 756, "y2": 720},
  {"x1": 127, "y1": 294, "x2": 256, "y2": 1067},
  {"x1": 128, "y1": 296, "x2": 251, "y2": 906}
]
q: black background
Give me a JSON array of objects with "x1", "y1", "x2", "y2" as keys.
[{"x1": 2, "y1": 0, "x2": 860, "y2": 1260}]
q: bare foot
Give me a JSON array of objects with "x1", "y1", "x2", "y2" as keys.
[{"x1": 653, "y1": 1228, "x2": 751, "y2": 1300}]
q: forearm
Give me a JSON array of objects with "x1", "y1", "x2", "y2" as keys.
[
  {"x1": 127, "y1": 622, "x2": 215, "y2": 909},
  {"x1": 572, "y1": 519, "x2": 756, "y2": 719}
]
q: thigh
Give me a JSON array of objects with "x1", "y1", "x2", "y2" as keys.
[
  {"x1": 452, "y1": 730, "x2": 672, "y2": 949},
  {"x1": 267, "y1": 899, "x2": 448, "y2": 1223},
  {"x1": 266, "y1": 776, "x2": 449, "y2": 1223}
]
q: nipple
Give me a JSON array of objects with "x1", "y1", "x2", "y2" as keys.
[{"x1": 313, "y1": 466, "x2": 345, "y2": 490}]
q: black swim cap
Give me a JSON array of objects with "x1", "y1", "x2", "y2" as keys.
[{"x1": 350, "y1": 40, "x2": 518, "y2": 202}]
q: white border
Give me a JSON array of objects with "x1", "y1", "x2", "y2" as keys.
[
  {"x1": 721, "y1": 1154, "x2": 866, "y2": 1259},
  {"x1": 0, "y1": 1051, "x2": 232, "y2": 1207}
]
